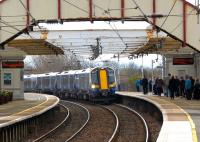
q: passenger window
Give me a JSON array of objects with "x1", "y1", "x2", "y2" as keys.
[
  {"x1": 108, "y1": 69, "x2": 115, "y2": 84},
  {"x1": 91, "y1": 70, "x2": 99, "y2": 84}
]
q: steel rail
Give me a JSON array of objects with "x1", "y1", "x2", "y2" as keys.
[
  {"x1": 62, "y1": 100, "x2": 90, "y2": 142},
  {"x1": 32, "y1": 103, "x2": 70, "y2": 142},
  {"x1": 101, "y1": 106, "x2": 119, "y2": 142},
  {"x1": 116, "y1": 104, "x2": 149, "y2": 142}
]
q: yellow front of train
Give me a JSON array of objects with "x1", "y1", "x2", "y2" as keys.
[{"x1": 90, "y1": 67, "x2": 116, "y2": 98}]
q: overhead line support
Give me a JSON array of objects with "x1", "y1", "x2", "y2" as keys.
[
  {"x1": 89, "y1": 0, "x2": 93, "y2": 23},
  {"x1": 153, "y1": 0, "x2": 156, "y2": 26},
  {"x1": 58, "y1": 0, "x2": 62, "y2": 20},
  {"x1": 121, "y1": 0, "x2": 125, "y2": 23},
  {"x1": 26, "y1": 0, "x2": 30, "y2": 26},
  {"x1": 183, "y1": 0, "x2": 187, "y2": 47}
]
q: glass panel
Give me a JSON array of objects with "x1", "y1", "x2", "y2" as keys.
[
  {"x1": 108, "y1": 69, "x2": 115, "y2": 84},
  {"x1": 91, "y1": 70, "x2": 99, "y2": 84},
  {"x1": 4, "y1": 73, "x2": 11, "y2": 85}
]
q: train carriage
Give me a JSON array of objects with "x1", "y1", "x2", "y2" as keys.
[
  {"x1": 24, "y1": 67, "x2": 117, "y2": 103},
  {"x1": 24, "y1": 75, "x2": 32, "y2": 92},
  {"x1": 58, "y1": 70, "x2": 76, "y2": 97},
  {"x1": 74, "y1": 69, "x2": 91, "y2": 99}
]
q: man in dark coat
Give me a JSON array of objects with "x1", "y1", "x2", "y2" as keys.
[
  {"x1": 193, "y1": 79, "x2": 200, "y2": 100},
  {"x1": 168, "y1": 76, "x2": 176, "y2": 100},
  {"x1": 179, "y1": 77, "x2": 185, "y2": 97},
  {"x1": 175, "y1": 76, "x2": 180, "y2": 97},
  {"x1": 142, "y1": 76, "x2": 148, "y2": 95}
]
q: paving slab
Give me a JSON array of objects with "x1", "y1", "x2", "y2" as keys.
[{"x1": 117, "y1": 92, "x2": 198, "y2": 142}]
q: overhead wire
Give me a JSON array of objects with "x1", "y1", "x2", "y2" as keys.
[
  {"x1": 18, "y1": 0, "x2": 35, "y2": 20},
  {"x1": 18, "y1": 0, "x2": 42, "y2": 30},
  {"x1": 0, "y1": 19, "x2": 35, "y2": 39},
  {"x1": 85, "y1": 0, "x2": 134, "y2": 56},
  {"x1": 0, "y1": 15, "x2": 27, "y2": 18},
  {"x1": 0, "y1": 29, "x2": 28, "y2": 38},
  {"x1": 170, "y1": 8, "x2": 196, "y2": 34},
  {"x1": 160, "y1": 0, "x2": 178, "y2": 29},
  {"x1": 62, "y1": 0, "x2": 88, "y2": 14}
]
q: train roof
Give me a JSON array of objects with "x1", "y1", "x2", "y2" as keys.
[
  {"x1": 59, "y1": 70, "x2": 76, "y2": 75},
  {"x1": 74, "y1": 68, "x2": 92, "y2": 74},
  {"x1": 24, "y1": 74, "x2": 38, "y2": 78},
  {"x1": 42, "y1": 72, "x2": 59, "y2": 77},
  {"x1": 24, "y1": 67, "x2": 114, "y2": 78}
]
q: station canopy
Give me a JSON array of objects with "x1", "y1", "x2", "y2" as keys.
[
  {"x1": 6, "y1": 28, "x2": 195, "y2": 60},
  {"x1": 8, "y1": 39, "x2": 64, "y2": 55}
]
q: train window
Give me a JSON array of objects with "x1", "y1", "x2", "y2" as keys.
[
  {"x1": 108, "y1": 69, "x2": 115, "y2": 84},
  {"x1": 91, "y1": 70, "x2": 99, "y2": 84}
]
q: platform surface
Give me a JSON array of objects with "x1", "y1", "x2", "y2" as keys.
[
  {"x1": 0, "y1": 93, "x2": 59, "y2": 128},
  {"x1": 117, "y1": 91, "x2": 198, "y2": 142}
]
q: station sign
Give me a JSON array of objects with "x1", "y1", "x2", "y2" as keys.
[
  {"x1": 2, "y1": 61, "x2": 24, "y2": 68},
  {"x1": 173, "y1": 58, "x2": 194, "y2": 65}
]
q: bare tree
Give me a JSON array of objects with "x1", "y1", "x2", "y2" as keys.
[{"x1": 25, "y1": 53, "x2": 82, "y2": 74}]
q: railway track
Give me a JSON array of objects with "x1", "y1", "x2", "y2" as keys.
[
  {"x1": 33, "y1": 100, "x2": 90, "y2": 142},
  {"x1": 106, "y1": 104, "x2": 149, "y2": 142},
  {"x1": 69, "y1": 103, "x2": 118, "y2": 142},
  {"x1": 32, "y1": 101, "x2": 149, "y2": 142}
]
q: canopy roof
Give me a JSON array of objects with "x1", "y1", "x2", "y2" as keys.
[
  {"x1": 8, "y1": 39, "x2": 64, "y2": 55},
  {"x1": 131, "y1": 37, "x2": 193, "y2": 55}
]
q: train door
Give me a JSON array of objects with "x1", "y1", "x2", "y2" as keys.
[{"x1": 99, "y1": 69, "x2": 108, "y2": 90}]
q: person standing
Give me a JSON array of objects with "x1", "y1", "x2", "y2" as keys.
[
  {"x1": 149, "y1": 79, "x2": 152, "y2": 92},
  {"x1": 179, "y1": 77, "x2": 185, "y2": 97},
  {"x1": 190, "y1": 76, "x2": 195, "y2": 93},
  {"x1": 156, "y1": 77, "x2": 164, "y2": 96},
  {"x1": 168, "y1": 76, "x2": 176, "y2": 100},
  {"x1": 175, "y1": 76, "x2": 180, "y2": 97},
  {"x1": 142, "y1": 76, "x2": 148, "y2": 95},
  {"x1": 185, "y1": 75, "x2": 192, "y2": 100},
  {"x1": 135, "y1": 79, "x2": 140, "y2": 92},
  {"x1": 164, "y1": 74, "x2": 171, "y2": 97},
  {"x1": 193, "y1": 79, "x2": 200, "y2": 100}
]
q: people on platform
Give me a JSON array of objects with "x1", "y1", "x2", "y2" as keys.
[
  {"x1": 179, "y1": 77, "x2": 185, "y2": 97},
  {"x1": 142, "y1": 76, "x2": 148, "y2": 95},
  {"x1": 155, "y1": 77, "x2": 164, "y2": 96},
  {"x1": 175, "y1": 76, "x2": 180, "y2": 97},
  {"x1": 148, "y1": 79, "x2": 152, "y2": 92},
  {"x1": 185, "y1": 75, "x2": 192, "y2": 100},
  {"x1": 190, "y1": 76, "x2": 195, "y2": 93},
  {"x1": 136, "y1": 74, "x2": 199, "y2": 101},
  {"x1": 164, "y1": 74, "x2": 171, "y2": 97},
  {"x1": 135, "y1": 79, "x2": 140, "y2": 92},
  {"x1": 168, "y1": 76, "x2": 176, "y2": 100},
  {"x1": 193, "y1": 79, "x2": 200, "y2": 100}
]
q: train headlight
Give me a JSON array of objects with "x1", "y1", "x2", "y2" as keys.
[{"x1": 91, "y1": 85, "x2": 96, "y2": 89}]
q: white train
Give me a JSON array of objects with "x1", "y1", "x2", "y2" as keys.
[{"x1": 24, "y1": 67, "x2": 117, "y2": 102}]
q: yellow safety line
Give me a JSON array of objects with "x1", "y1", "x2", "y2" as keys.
[
  {"x1": 10, "y1": 95, "x2": 49, "y2": 116},
  {"x1": 176, "y1": 105, "x2": 198, "y2": 142},
  {"x1": 154, "y1": 97, "x2": 198, "y2": 142}
]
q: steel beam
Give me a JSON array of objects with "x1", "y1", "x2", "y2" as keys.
[{"x1": 0, "y1": 0, "x2": 200, "y2": 52}]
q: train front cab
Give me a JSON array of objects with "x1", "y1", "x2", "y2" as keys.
[{"x1": 90, "y1": 67, "x2": 116, "y2": 102}]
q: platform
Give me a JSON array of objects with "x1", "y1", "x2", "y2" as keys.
[
  {"x1": 117, "y1": 91, "x2": 199, "y2": 142},
  {"x1": 0, "y1": 93, "x2": 59, "y2": 128}
]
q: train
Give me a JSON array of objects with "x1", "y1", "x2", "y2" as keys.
[{"x1": 24, "y1": 67, "x2": 117, "y2": 102}]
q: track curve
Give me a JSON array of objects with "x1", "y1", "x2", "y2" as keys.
[{"x1": 107, "y1": 104, "x2": 149, "y2": 142}]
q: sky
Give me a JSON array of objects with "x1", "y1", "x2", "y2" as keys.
[{"x1": 26, "y1": 0, "x2": 196, "y2": 68}]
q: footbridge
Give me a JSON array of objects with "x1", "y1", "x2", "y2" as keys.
[{"x1": 0, "y1": 0, "x2": 200, "y2": 52}]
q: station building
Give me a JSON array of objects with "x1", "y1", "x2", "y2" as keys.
[{"x1": 0, "y1": 47, "x2": 25, "y2": 99}]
